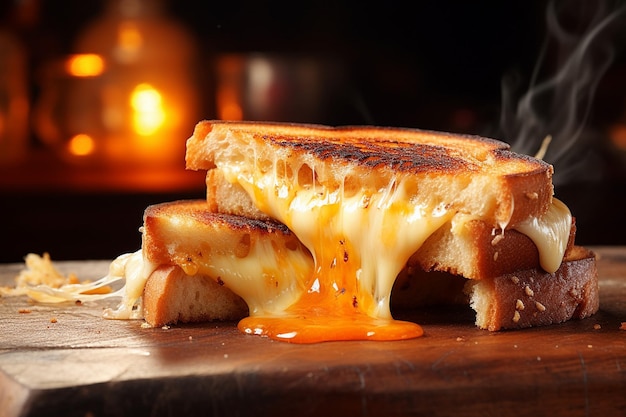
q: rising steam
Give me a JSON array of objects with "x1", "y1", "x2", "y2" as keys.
[{"x1": 497, "y1": 0, "x2": 626, "y2": 185}]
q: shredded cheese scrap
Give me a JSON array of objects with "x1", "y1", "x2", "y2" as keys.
[{"x1": 1, "y1": 253, "x2": 124, "y2": 303}]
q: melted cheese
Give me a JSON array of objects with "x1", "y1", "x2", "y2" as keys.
[
  {"x1": 174, "y1": 228, "x2": 312, "y2": 317},
  {"x1": 222, "y1": 163, "x2": 458, "y2": 342},
  {"x1": 513, "y1": 198, "x2": 572, "y2": 273},
  {"x1": 102, "y1": 250, "x2": 157, "y2": 320},
  {"x1": 218, "y1": 157, "x2": 574, "y2": 342}
]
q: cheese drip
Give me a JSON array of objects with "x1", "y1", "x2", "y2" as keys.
[
  {"x1": 513, "y1": 198, "x2": 572, "y2": 273},
  {"x1": 221, "y1": 159, "x2": 456, "y2": 342}
]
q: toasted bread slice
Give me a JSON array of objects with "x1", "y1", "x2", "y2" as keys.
[
  {"x1": 141, "y1": 200, "x2": 598, "y2": 330},
  {"x1": 187, "y1": 120, "x2": 554, "y2": 228},
  {"x1": 394, "y1": 245, "x2": 598, "y2": 331},
  {"x1": 142, "y1": 200, "x2": 313, "y2": 322}
]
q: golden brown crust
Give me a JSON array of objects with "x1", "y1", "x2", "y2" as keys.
[
  {"x1": 144, "y1": 199, "x2": 290, "y2": 235},
  {"x1": 187, "y1": 120, "x2": 537, "y2": 173},
  {"x1": 142, "y1": 200, "x2": 300, "y2": 268},
  {"x1": 187, "y1": 120, "x2": 554, "y2": 227}
]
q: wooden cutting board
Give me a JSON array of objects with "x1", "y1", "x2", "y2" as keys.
[{"x1": 1, "y1": 247, "x2": 625, "y2": 417}]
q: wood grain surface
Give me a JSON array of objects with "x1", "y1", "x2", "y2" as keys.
[{"x1": 1, "y1": 247, "x2": 625, "y2": 417}]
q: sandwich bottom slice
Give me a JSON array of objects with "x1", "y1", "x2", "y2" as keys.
[{"x1": 139, "y1": 200, "x2": 598, "y2": 336}]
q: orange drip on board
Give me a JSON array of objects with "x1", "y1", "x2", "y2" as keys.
[
  {"x1": 238, "y1": 308, "x2": 423, "y2": 343},
  {"x1": 237, "y1": 235, "x2": 424, "y2": 343}
]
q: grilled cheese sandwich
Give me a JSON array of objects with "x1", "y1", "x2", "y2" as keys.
[
  {"x1": 8, "y1": 121, "x2": 597, "y2": 343},
  {"x1": 177, "y1": 120, "x2": 593, "y2": 342}
]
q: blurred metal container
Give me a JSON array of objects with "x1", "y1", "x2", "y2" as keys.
[{"x1": 215, "y1": 53, "x2": 347, "y2": 124}]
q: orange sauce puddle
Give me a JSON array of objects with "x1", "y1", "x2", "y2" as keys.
[{"x1": 238, "y1": 312, "x2": 423, "y2": 343}]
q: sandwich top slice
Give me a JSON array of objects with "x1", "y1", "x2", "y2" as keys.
[{"x1": 184, "y1": 120, "x2": 578, "y2": 341}]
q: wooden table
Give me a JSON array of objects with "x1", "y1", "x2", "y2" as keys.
[{"x1": 1, "y1": 247, "x2": 625, "y2": 417}]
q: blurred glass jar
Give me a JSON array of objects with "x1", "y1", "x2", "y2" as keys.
[
  {"x1": 0, "y1": 30, "x2": 29, "y2": 166},
  {"x1": 33, "y1": 0, "x2": 200, "y2": 169}
]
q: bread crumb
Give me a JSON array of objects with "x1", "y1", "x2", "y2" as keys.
[
  {"x1": 510, "y1": 276, "x2": 520, "y2": 284},
  {"x1": 141, "y1": 322, "x2": 151, "y2": 329},
  {"x1": 515, "y1": 299, "x2": 525, "y2": 311},
  {"x1": 493, "y1": 251, "x2": 499, "y2": 261},
  {"x1": 18, "y1": 308, "x2": 31, "y2": 314},
  {"x1": 525, "y1": 286, "x2": 534, "y2": 297},
  {"x1": 593, "y1": 324, "x2": 601, "y2": 330},
  {"x1": 535, "y1": 301, "x2": 546, "y2": 312},
  {"x1": 223, "y1": 354, "x2": 229, "y2": 359},
  {"x1": 513, "y1": 310, "x2": 521, "y2": 323},
  {"x1": 455, "y1": 337, "x2": 465, "y2": 342},
  {"x1": 525, "y1": 192, "x2": 539, "y2": 200},
  {"x1": 50, "y1": 317, "x2": 57, "y2": 323},
  {"x1": 161, "y1": 325, "x2": 171, "y2": 330},
  {"x1": 188, "y1": 336, "x2": 193, "y2": 341},
  {"x1": 587, "y1": 345, "x2": 593, "y2": 348}
]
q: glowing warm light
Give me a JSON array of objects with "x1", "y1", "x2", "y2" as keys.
[
  {"x1": 67, "y1": 134, "x2": 96, "y2": 156},
  {"x1": 217, "y1": 89, "x2": 243, "y2": 120},
  {"x1": 113, "y1": 23, "x2": 144, "y2": 64},
  {"x1": 65, "y1": 54, "x2": 105, "y2": 77},
  {"x1": 220, "y1": 103, "x2": 243, "y2": 120},
  {"x1": 216, "y1": 56, "x2": 244, "y2": 120},
  {"x1": 118, "y1": 22, "x2": 143, "y2": 49},
  {"x1": 609, "y1": 123, "x2": 626, "y2": 150},
  {"x1": 130, "y1": 83, "x2": 166, "y2": 136}
]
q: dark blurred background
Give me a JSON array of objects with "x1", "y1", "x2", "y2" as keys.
[{"x1": 1, "y1": 0, "x2": 626, "y2": 262}]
